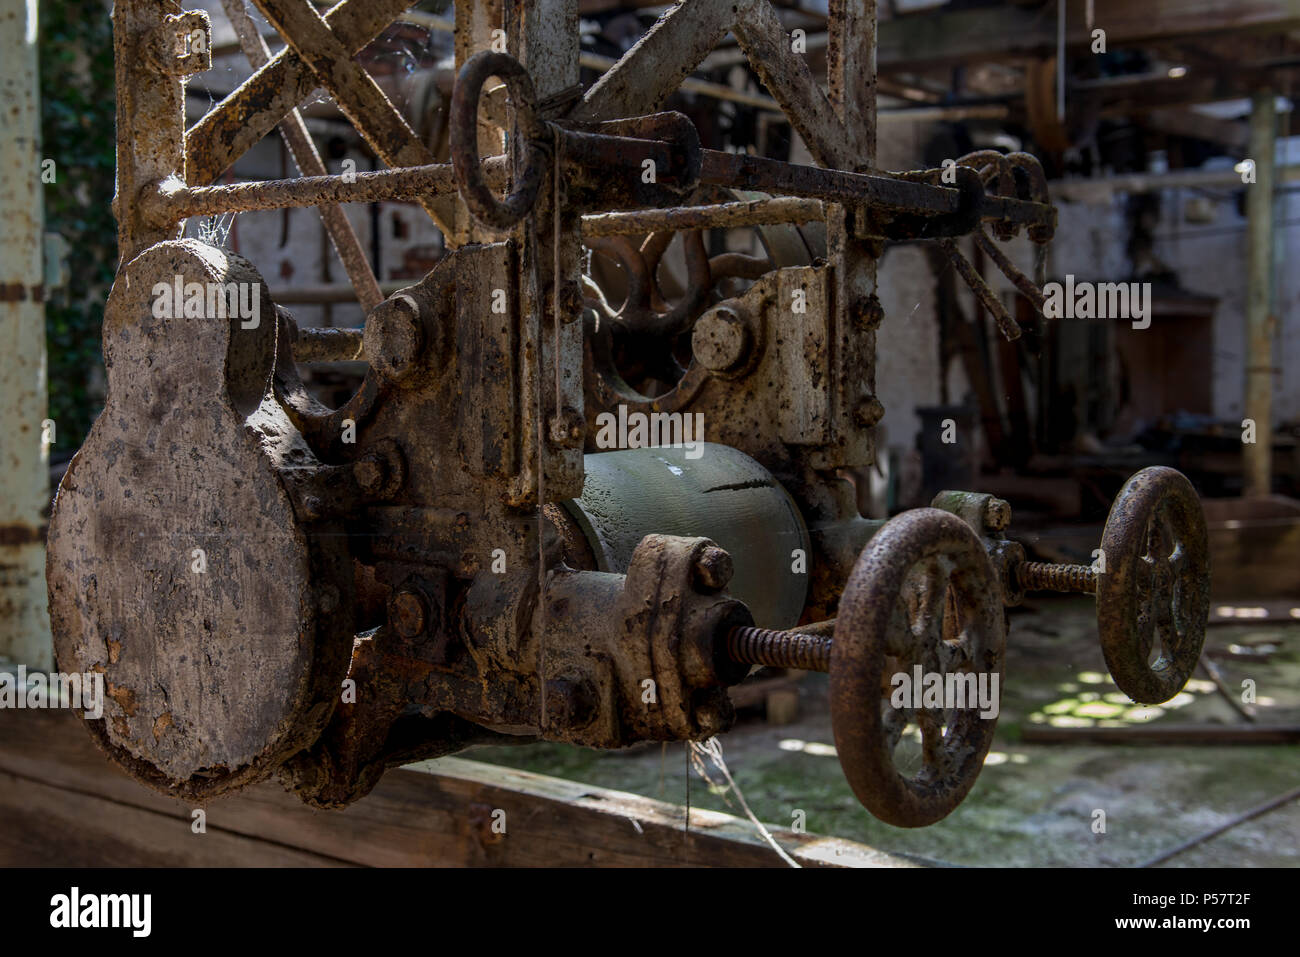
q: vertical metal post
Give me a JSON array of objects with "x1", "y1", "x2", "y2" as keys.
[
  {"x1": 1245, "y1": 90, "x2": 1276, "y2": 498},
  {"x1": 0, "y1": 0, "x2": 52, "y2": 668}
]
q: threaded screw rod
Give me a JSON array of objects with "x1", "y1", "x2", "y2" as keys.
[
  {"x1": 1015, "y1": 561, "x2": 1098, "y2": 594},
  {"x1": 727, "y1": 626, "x2": 832, "y2": 673}
]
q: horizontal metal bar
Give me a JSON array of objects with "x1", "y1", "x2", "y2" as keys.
[
  {"x1": 294, "y1": 326, "x2": 365, "y2": 362},
  {"x1": 580, "y1": 197, "x2": 824, "y2": 237},
  {"x1": 699, "y1": 150, "x2": 960, "y2": 214}
]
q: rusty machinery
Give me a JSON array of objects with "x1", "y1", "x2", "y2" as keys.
[{"x1": 45, "y1": 0, "x2": 1210, "y2": 829}]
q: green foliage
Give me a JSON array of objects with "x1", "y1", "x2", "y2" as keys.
[{"x1": 40, "y1": 0, "x2": 117, "y2": 450}]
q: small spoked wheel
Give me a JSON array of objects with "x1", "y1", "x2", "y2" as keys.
[
  {"x1": 831, "y1": 508, "x2": 1006, "y2": 828},
  {"x1": 1097, "y1": 466, "x2": 1210, "y2": 705}
]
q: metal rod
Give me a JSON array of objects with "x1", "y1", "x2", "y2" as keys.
[
  {"x1": 700, "y1": 150, "x2": 958, "y2": 213},
  {"x1": 146, "y1": 160, "x2": 493, "y2": 220},
  {"x1": 938, "y1": 238, "x2": 1022, "y2": 341},
  {"x1": 293, "y1": 326, "x2": 365, "y2": 362},
  {"x1": 581, "y1": 197, "x2": 824, "y2": 237},
  {"x1": 728, "y1": 626, "x2": 831, "y2": 673},
  {"x1": 1138, "y1": 782, "x2": 1300, "y2": 867}
]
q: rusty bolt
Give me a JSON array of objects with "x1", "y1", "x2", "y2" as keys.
[
  {"x1": 692, "y1": 305, "x2": 751, "y2": 374},
  {"x1": 363, "y1": 294, "x2": 423, "y2": 383},
  {"x1": 854, "y1": 396, "x2": 886, "y2": 429},
  {"x1": 354, "y1": 453, "x2": 388, "y2": 496},
  {"x1": 353, "y1": 441, "x2": 405, "y2": 499},
  {"x1": 545, "y1": 676, "x2": 598, "y2": 729},
  {"x1": 300, "y1": 495, "x2": 325, "y2": 521},
  {"x1": 856, "y1": 294, "x2": 884, "y2": 329},
  {"x1": 984, "y1": 497, "x2": 1012, "y2": 532},
  {"x1": 693, "y1": 546, "x2": 733, "y2": 592},
  {"x1": 548, "y1": 407, "x2": 586, "y2": 448},
  {"x1": 389, "y1": 588, "x2": 428, "y2": 639}
]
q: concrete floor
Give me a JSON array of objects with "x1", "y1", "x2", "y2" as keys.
[{"x1": 469, "y1": 596, "x2": 1300, "y2": 866}]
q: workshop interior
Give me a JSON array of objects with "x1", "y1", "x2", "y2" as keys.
[{"x1": 1, "y1": 0, "x2": 1297, "y2": 870}]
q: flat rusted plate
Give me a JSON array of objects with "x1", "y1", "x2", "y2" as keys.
[
  {"x1": 1097, "y1": 467, "x2": 1210, "y2": 705},
  {"x1": 47, "y1": 240, "x2": 351, "y2": 800},
  {"x1": 831, "y1": 508, "x2": 1004, "y2": 828}
]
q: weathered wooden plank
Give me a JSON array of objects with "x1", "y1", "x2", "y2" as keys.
[
  {"x1": 0, "y1": 770, "x2": 348, "y2": 867},
  {"x1": 0, "y1": 708, "x2": 915, "y2": 867}
]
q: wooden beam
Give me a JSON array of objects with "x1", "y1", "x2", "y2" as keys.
[
  {"x1": 0, "y1": 707, "x2": 915, "y2": 867},
  {"x1": 877, "y1": 0, "x2": 1300, "y2": 72},
  {"x1": 1142, "y1": 108, "x2": 1250, "y2": 149}
]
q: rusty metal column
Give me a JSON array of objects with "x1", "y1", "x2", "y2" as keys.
[
  {"x1": 0, "y1": 0, "x2": 52, "y2": 668},
  {"x1": 1245, "y1": 90, "x2": 1276, "y2": 498}
]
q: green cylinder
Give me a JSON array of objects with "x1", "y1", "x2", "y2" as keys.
[{"x1": 563, "y1": 444, "x2": 810, "y2": 628}]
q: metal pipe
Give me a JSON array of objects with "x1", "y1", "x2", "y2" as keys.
[
  {"x1": 0, "y1": 0, "x2": 52, "y2": 668},
  {"x1": 1245, "y1": 90, "x2": 1277, "y2": 498}
]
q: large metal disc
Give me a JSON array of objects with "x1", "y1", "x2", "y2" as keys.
[{"x1": 47, "y1": 240, "x2": 351, "y2": 800}]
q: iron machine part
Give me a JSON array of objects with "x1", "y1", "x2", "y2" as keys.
[{"x1": 44, "y1": 1, "x2": 1210, "y2": 830}]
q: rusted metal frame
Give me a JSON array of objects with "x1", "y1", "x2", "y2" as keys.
[
  {"x1": 827, "y1": 0, "x2": 876, "y2": 166},
  {"x1": 567, "y1": 0, "x2": 743, "y2": 123},
  {"x1": 114, "y1": 0, "x2": 192, "y2": 262},
  {"x1": 506, "y1": 0, "x2": 586, "y2": 509},
  {"x1": 581, "y1": 197, "x2": 824, "y2": 237},
  {"x1": 220, "y1": 0, "x2": 383, "y2": 312},
  {"x1": 250, "y1": 0, "x2": 457, "y2": 234},
  {"x1": 453, "y1": 0, "x2": 506, "y2": 245},
  {"x1": 731, "y1": 0, "x2": 856, "y2": 170},
  {"x1": 186, "y1": 0, "x2": 414, "y2": 186},
  {"x1": 817, "y1": 0, "x2": 878, "y2": 477}
]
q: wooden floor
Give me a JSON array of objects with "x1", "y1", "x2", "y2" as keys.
[{"x1": 0, "y1": 708, "x2": 912, "y2": 867}]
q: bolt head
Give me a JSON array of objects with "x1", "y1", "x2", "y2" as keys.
[
  {"x1": 693, "y1": 545, "x2": 733, "y2": 592},
  {"x1": 854, "y1": 396, "x2": 886, "y2": 429},
  {"x1": 692, "y1": 305, "x2": 750, "y2": 374},
  {"x1": 363, "y1": 294, "x2": 423, "y2": 383},
  {"x1": 984, "y1": 497, "x2": 1012, "y2": 532},
  {"x1": 354, "y1": 453, "x2": 387, "y2": 495},
  {"x1": 389, "y1": 589, "x2": 428, "y2": 639},
  {"x1": 548, "y1": 407, "x2": 586, "y2": 448}
]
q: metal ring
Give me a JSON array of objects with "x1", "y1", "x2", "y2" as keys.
[{"x1": 450, "y1": 51, "x2": 548, "y2": 231}]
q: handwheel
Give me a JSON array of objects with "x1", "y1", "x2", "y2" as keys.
[
  {"x1": 1097, "y1": 466, "x2": 1210, "y2": 705},
  {"x1": 831, "y1": 508, "x2": 1006, "y2": 828}
]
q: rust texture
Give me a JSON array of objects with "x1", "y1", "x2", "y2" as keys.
[
  {"x1": 44, "y1": 0, "x2": 1209, "y2": 831},
  {"x1": 1016, "y1": 562, "x2": 1098, "y2": 594}
]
